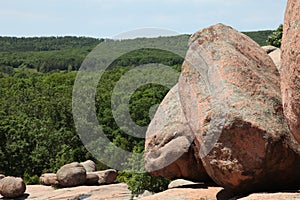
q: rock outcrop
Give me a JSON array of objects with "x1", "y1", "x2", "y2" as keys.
[
  {"x1": 56, "y1": 162, "x2": 86, "y2": 187},
  {"x1": 144, "y1": 1, "x2": 300, "y2": 193},
  {"x1": 281, "y1": 0, "x2": 300, "y2": 144},
  {"x1": 0, "y1": 176, "x2": 26, "y2": 198},
  {"x1": 2, "y1": 183, "x2": 300, "y2": 200},
  {"x1": 40, "y1": 173, "x2": 57, "y2": 186},
  {"x1": 178, "y1": 23, "x2": 300, "y2": 193},
  {"x1": 143, "y1": 22, "x2": 300, "y2": 194},
  {"x1": 145, "y1": 85, "x2": 210, "y2": 181}
]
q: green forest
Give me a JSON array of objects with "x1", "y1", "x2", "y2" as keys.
[{"x1": 0, "y1": 29, "x2": 277, "y2": 194}]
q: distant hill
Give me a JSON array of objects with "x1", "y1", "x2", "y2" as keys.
[
  {"x1": 0, "y1": 30, "x2": 273, "y2": 74},
  {"x1": 242, "y1": 30, "x2": 273, "y2": 46},
  {"x1": 0, "y1": 30, "x2": 272, "y2": 52},
  {"x1": 0, "y1": 36, "x2": 102, "y2": 52}
]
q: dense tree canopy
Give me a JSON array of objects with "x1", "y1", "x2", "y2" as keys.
[
  {"x1": 243, "y1": 30, "x2": 273, "y2": 46},
  {"x1": 0, "y1": 36, "x2": 102, "y2": 52}
]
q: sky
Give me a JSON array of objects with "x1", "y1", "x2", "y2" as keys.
[{"x1": 0, "y1": 0, "x2": 287, "y2": 38}]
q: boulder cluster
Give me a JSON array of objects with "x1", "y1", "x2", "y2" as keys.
[
  {"x1": 40, "y1": 160, "x2": 118, "y2": 187},
  {"x1": 0, "y1": 160, "x2": 118, "y2": 198},
  {"x1": 145, "y1": 0, "x2": 300, "y2": 195}
]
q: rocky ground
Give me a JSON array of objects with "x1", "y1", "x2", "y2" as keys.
[
  {"x1": 3, "y1": 183, "x2": 132, "y2": 200},
  {"x1": 2, "y1": 182, "x2": 300, "y2": 200}
]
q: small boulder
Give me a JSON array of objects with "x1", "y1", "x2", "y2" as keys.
[
  {"x1": 89, "y1": 169, "x2": 118, "y2": 185},
  {"x1": 56, "y1": 162, "x2": 86, "y2": 187},
  {"x1": 85, "y1": 173, "x2": 99, "y2": 185},
  {"x1": 0, "y1": 176, "x2": 26, "y2": 198},
  {"x1": 39, "y1": 173, "x2": 57, "y2": 186},
  {"x1": 80, "y1": 160, "x2": 96, "y2": 172}
]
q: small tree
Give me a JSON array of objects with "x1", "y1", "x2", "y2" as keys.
[
  {"x1": 267, "y1": 24, "x2": 283, "y2": 48},
  {"x1": 116, "y1": 146, "x2": 170, "y2": 198}
]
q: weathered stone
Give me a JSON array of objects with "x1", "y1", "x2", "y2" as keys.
[
  {"x1": 145, "y1": 85, "x2": 210, "y2": 181},
  {"x1": 281, "y1": 0, "x2": 300, "y2": 144},
  {"x1": 262, "y1": 45, "x2": 278, "y2": 53},
  {"x1": 269, "y1": 48, "x2": 281, "y2": 71},
  {"x1": 80, "y1": 160, "x2": 97, "y2": 172},
  {"x1": 40, "y1": 173, "x2": 57, "y2": 186},
  {"x1": 0, "y1": 174, "x2": 5, "y2": 180},
  {"x1": 56, "y1": 162, "x2": 86, "y2": 187},
  {"x1": 0, "y1": 176, "x2": 26, "y2": 198},
  {"x1": 86, "y1": 173, "x2": 99, "y2": 185},
  {"x1": 89, "y1": 169, "x2": 118, "y2": 185},
  {"x1": 168, "y1": 179, "x2": 200, "y2": 189},
  {"x1": 178, "y1": 23, "x2": 300, "y2": 193}
]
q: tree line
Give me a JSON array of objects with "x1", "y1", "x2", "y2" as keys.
[
  {"x1": 0, "y1": 31, "x2": 273, "y2": 74},
  {"x1": 0, "y1": 36, "x2": 102, "y2": 52}
]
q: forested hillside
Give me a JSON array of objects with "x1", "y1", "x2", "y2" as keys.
[
  {"x1": 0, "y1": 29, "x2": 275, "y2": 190},
  {"x1": 0, "y1": 36, "x2": 102, "y2": 52},
  {"x1": 0, "y1": 30, "x2": 270, "y2": 75},
  {"x1": 0, "y1": 36, "x2": 102, "y2": 73},
  {"x1": 242, "y1": 30, "x2": 273, "y2": 46}
]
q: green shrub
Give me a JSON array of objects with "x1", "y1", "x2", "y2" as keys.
[
  {"x1": 23, "y1": 173, "x2": 40, "y2": 185},
  {"x1": 243, "y1": 30, "x2": 273, "y2": 46},
  {"x1": 116, "y1": 147, "x2": 170, "y2": 197},
  {"x1": 267, "y1": 24, "x2": 283, "y2": 48},
  {"x1": 117, "y1": 170, "x2": 170, "y2": 198}
]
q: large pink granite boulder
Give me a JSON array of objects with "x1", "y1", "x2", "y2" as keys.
[
  {"x1": 178, "y1": 23, "x2": 300, "y2": 193},
  {"x1": 281, "y1": 0, "x2": 300, "y2": 144}
]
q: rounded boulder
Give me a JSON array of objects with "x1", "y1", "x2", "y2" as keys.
[
  {"x1": 56, "y1": 162, "x2": 86, "y2": 187},
  {"x1": 0, "y1": 176, "x2": 26, "y2": 198}
]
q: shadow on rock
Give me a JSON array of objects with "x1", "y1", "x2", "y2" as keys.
[
  {"x1": 1, "y1": 193, "x2": 30, "y2": 200},
  {"x1": 216, "y1": 189, "x2": 246, "y2": 200}
]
